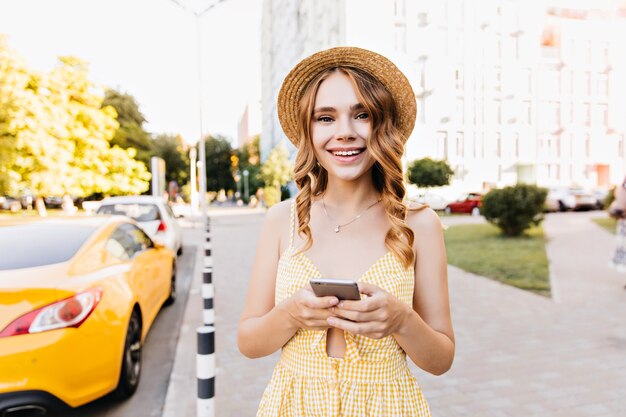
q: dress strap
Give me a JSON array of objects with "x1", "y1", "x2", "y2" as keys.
[{"x1": 289, "y1": 199, "x2": 297, "y2": 249}]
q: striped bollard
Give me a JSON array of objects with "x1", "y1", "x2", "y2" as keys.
[
  {"x1": 202, "y1": 266, "x2": 214, "y2": 326},
  {"x1": 197, "y1": 326, "x2": 215, "y2": 417}
]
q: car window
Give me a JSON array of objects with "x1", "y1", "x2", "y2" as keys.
[
  {"x1": 97, "y1": 203, "x2": 161, "y2": 222},
  {"x1": 106, "y1": 226, "x2": 135, "y2": 260},
  {"x1": 0, "y1": 224, "x2": 96, "y2": 270}
]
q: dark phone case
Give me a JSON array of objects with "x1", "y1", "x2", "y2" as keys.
[{"x1": 310, "y1": 279, "x2": 360, "y2": 300}]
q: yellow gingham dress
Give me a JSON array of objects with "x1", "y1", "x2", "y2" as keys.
[{"x1": 256, "y1": 201, "x2": 431, "y2": 417}]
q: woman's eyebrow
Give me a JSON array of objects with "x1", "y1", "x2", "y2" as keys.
[
  {"x1": 313, "y1": 103, "x2": 365, "y2": 113},
  {"x1": 313, "y1": 106, "x2": 336, "y2": 113}
]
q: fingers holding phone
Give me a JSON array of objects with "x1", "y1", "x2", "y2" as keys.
[
  {"x1": 284, "y1": 284, "x2": 339, "y2": 331},
  {"x1": 326, "y1": 282, "x2": 410, "y2": 340}
]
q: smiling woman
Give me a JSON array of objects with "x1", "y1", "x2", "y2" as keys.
[{"x1": 238, "y1": 47, "x2": 454, "y2": 417}]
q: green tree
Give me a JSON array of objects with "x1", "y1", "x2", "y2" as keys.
[
  {"x1": 260, "y1": 143, "x2": 293, "y2": 207},
  {"x1": 407, "y1": 158, "x2": 454, "y2": 190},
  {"x1": 203, "y1": 135, "x2": 236, "y2": 192},
  {"x1": 0, "y1": 38, "x2": 150, "y2": 211},
  {"x1": 153, "y1": 134, "x2": 190, "y2": 187},
  {"x1": 482, "y1": 184, "x2": 548, "y2": 236},
  {"x1": 237, "y1": 135, "x2": 264, "y2": 200},
  {"x1": 102, "y1": 89, "x2": 153, "y2": 168}
]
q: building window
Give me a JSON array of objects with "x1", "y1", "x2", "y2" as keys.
[
  {"x1": 544, "y1": 69, "x2": 560, "y2": 95},
  {"x1": 495, "y1": 99, "x2": 502, "y2": 124},
  {"x1": 583, "y1": 103, "x2": 591, "y2": 126},
  {"x1": 521, "y1": 100, "x2": 532, "y2": 125},
  {"x1": 494, "y1": 66, "x2": 502, "y2": 91},
  {"x1": 455, "y1": 66, "x2": 464, "y2": 90},
  {"x1": 594, "y1": 104, "x2": 608, "y2": 127},
  {"x1": 523, "y1": 68, "x2": 532, "y2": 93},
  {"x1": 495, "y1": 132, "x2": 502, "y2": 157},
  {"x1": 596, "y1": 73, "x2": 608, "y2": 97},
  {"x1": 437, "y1": 131, "x2": 448, "y2": 159},
  {"x1": 456, "y1": 132, "x2": 464, "y2": 157},
  {"x1": 540, "y1": 101, "x2": 560, "y2": 128},
  {"x1": 456, "y1": 97, "x2": 464, "y2": 123},
  {"x1": 514, "y1": 133, "x2": 520, "y2": 158},
  {"x1": 584, "y1": 72, "x2": 592, "y2": 96},
  {"x1": 585, "y1": 133, "x2": 591, "y2": 157}
]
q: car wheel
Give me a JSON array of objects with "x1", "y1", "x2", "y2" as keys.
[
  {"x1": 164, "y1": 260, "x2": 177, "y2": 306},
  {"x1": 471, "y1": 207, "x2": 480, "y2": 216},
  {"x1": 558, "y1": 201, "x2": 567, "y2": 212},
  {"x1": 444, "y1": 207, "x2": 452, "y2": 215},
  {"x1": 111, "y1": 309, "x2": 142, "y2": 400},
  {"x1": 177, "y1": 245, "x2": 183, "y2": 256}
]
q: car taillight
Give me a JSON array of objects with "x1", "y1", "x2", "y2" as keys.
[
  {"x1": 157, "y1": 220, "x2": 167, "y2": 232},
  {"x1": 0, "y1": 287, "x2": 103, "y2": 338}
]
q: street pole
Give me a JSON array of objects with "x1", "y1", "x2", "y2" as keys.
[
  {"x1": 196, "y1": 13, "x2": 208, "y2": 230},
  {"x1": 243, "y1": 169, "x2": 249, "y2": 200},
  {"x1": 190, "y1": 146, "x2": 198, "y2": 214}
]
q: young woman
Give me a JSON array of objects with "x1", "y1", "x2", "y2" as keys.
[{"x1": 238, "y1": 47, "x2": 454, "y2": 416}]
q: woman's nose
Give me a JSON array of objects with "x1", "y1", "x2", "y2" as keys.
[{"x1": 334, "y1": 116, "x2": 356, "y2": 141}]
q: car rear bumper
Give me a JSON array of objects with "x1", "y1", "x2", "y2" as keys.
[
  {"x1": 0, "y1": 390, "x2": 68, "y2": 416},
  {"x1": 0, "y1": 321, "x2": 124, "y2": 408}
]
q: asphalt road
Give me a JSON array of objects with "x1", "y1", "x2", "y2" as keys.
[{"x1": 48, "y1": 243, "x2": 196, "y2": 417}]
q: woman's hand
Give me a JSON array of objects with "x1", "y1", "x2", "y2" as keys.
[
  {"x1": 283, "y1": 285, "x2": 339, "y2": 331},
  {"x1": 326, "y1": 282, "x2": 410, "y2": 339}
]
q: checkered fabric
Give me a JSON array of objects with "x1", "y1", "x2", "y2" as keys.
[{"x1": 256, "y1": 200, "x2": 431, "y2": 417}]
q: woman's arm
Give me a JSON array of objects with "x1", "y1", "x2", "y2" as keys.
[
  {"x1": 237, "y1": 201, "x2": 339, "y2": 359},
  {"x1": 327, "y1": 207, "x2": 455, "y2": 375}
]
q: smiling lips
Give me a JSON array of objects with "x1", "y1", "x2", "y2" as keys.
[{"x1": 326, "y1": 147, "x2": 366, "y2": 163}]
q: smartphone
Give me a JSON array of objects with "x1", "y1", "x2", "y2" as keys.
[{"x1": 309, "y1": 278, "x2": 360, "y2": 301}]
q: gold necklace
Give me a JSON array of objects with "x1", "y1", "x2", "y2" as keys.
[{"x1": 321, "y1": 197, "x2": 382, "y2": 233}]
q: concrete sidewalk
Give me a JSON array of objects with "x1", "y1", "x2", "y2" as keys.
[{"x1": 163, "y1": 210, "x2": 626, "y2": 417}]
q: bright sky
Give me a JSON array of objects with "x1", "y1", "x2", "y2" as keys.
[{"x1": 0, "y1": 0, "x2": 262, "y2": 145}]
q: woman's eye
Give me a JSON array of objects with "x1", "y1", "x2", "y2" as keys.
[
  {"x1": 318, "y1": 116, "x2": 333, "y2": 122},
  {"x1": 355, "y1": 113, "x2": 369, "y2": 120}
]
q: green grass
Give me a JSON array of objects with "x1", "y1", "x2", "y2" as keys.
[
  {"x1": 592, "y1": 217, "x2": 616, "y2": 234},
  {"x1": 444, "y1": 223, "x2": 551, "y2": 297}
]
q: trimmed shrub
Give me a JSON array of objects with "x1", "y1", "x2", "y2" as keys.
[
  {"x1": 407, "y1": 158, "x2": 454, "y2": 188},
  {"x1": 482, "y1": 184, "x2": 548, "y2": 236}
]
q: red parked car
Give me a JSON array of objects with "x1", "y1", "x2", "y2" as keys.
[{"x1": 444, "y1": 192, "x2": 483, "y2": 216}]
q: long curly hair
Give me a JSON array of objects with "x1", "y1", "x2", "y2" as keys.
[{"x1": 293, "y1": 66, "x2": 417, "y2": 269}]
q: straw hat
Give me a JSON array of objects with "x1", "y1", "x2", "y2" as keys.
[{"x1": 277, "y1": 46, "x2": 416, "y2": 146}]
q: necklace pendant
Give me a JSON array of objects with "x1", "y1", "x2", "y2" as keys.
[{"x1": 334, "y1": 225, "x2": 340, "y2": 233}]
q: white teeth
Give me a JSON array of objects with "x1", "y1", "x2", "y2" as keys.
[{"x1": 333, "y1": 150, "x2": 362, "y2": 156}]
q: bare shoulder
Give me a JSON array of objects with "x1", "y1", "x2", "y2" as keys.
[
  {"x1": 405, "y1": 205, "x2": 444, "y2": 236},
  {"x1": 264, "y1": 199, "x2": 293, "y2": 252},
  {"x1": 265, "y1": 198, "x2": 292, "y2": 225}
]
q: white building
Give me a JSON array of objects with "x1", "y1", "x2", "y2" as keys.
[{"x1": 261, "y1": 0, "x2": 626, "y2": 189}]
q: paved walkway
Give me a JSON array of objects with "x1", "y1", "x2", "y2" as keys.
[{"x1": 165, "y1": 210, "x2": 626, "y2": 417}]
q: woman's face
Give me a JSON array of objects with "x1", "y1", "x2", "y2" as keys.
[{"x1": 310, "y1": 71, "x2": 375, "y2": 183}]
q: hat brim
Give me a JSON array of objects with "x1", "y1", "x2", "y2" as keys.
[{"x1": 277, "y1": 46, "x2": 416, "y2": 146}]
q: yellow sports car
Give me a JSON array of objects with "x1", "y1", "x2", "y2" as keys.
[{"x1": 0, "y1": 215, "x2": 177, "y2": 415}]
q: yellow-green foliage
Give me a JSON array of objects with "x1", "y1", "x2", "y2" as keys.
[{"x1": 0, "y1": 37, "x2": 149, "y2": 197}]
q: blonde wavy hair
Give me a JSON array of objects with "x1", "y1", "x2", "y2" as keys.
[{"x1": 293, "y1": 66, "x2": 421, "y2": 269}]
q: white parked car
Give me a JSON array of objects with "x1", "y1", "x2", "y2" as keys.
[
  {"x1": 96, "y1": 196, "x2": 183, "y2": 255},
  {"x1": 545, "y1": 186, "x2": 597, "y2": 212},
  {"x1": 405, "y1": 185, "x2": 450, "y2": 211}
]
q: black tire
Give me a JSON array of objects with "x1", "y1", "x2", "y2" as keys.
[
  {"x1": 111, "y1": 309, "x2": 142, "y2": 400},
  {"x1": 177, "y1": 245, "x2": 183, "y2": 256},
  {"x1": 164, "y1": 260, "x2": 177, "y2": 306}
]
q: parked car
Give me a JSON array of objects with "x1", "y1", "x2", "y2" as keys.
[
  {"x1": 545, "y1": 186, "x2": 597, "y2": 211},
  {"x1": 96, "y1": 196, "x2": 183, "y2": 256},
  {"x1": 0, "y1": 216, "x2": 176, "y2": 415},
  {"x1": 0, "y1": 196, "x2": 21, "y2": 212},
  {"x1": 405, "y1": 186, "x2": 450, "y2": 211},
  {"x1": 444, "y1": 192, "x2": 483, "y2": 216}
]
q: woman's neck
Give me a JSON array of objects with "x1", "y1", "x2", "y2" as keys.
[{"x1": 320, "y1": 174, "x2": 380, "y2": 213}]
